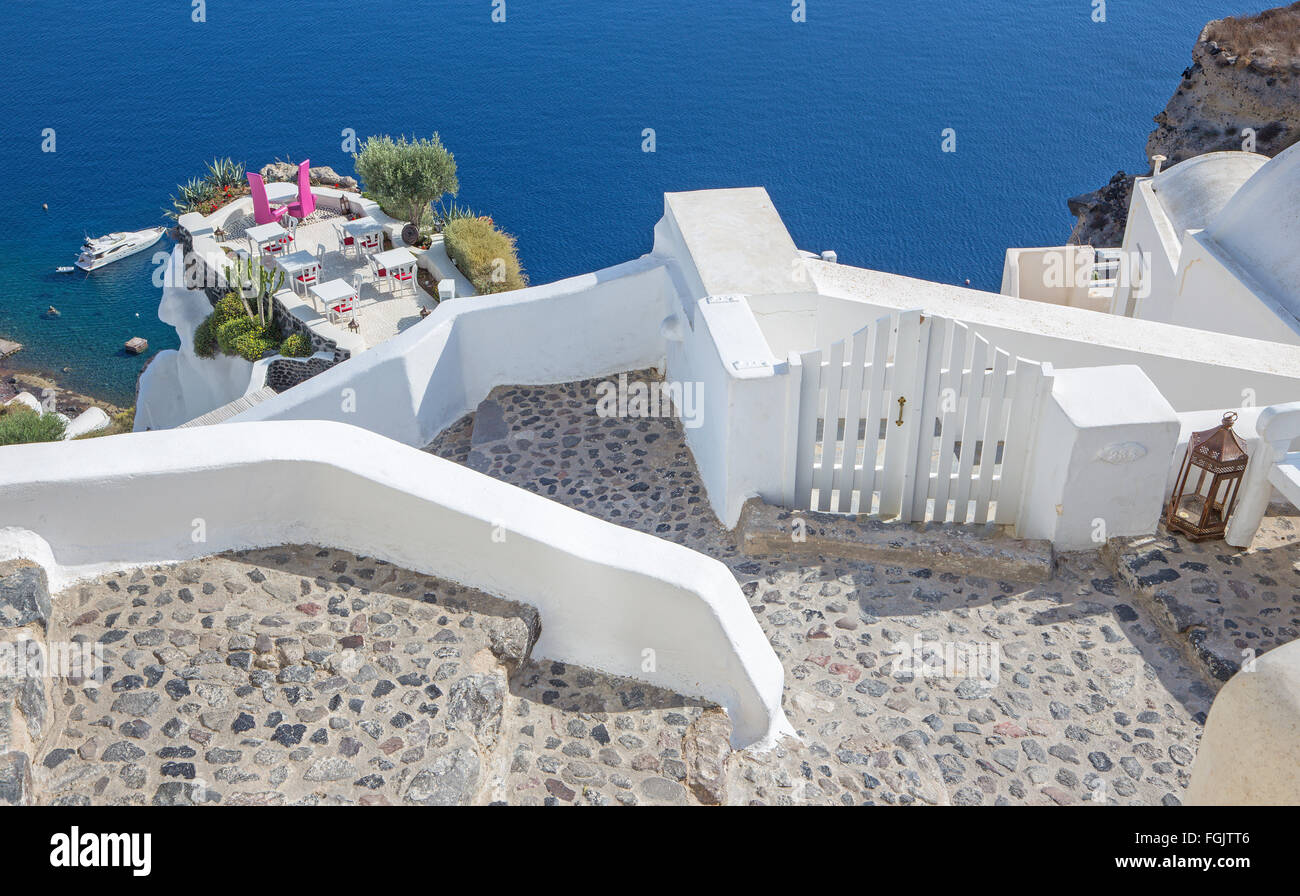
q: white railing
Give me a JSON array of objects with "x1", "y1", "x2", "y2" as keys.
[
  {"x1": 1225, "y1": 401, "x2": 1300, "y2": 547},
  {"x1": 1091, "y1": 248, "x2": 1123, "y2": 290}
]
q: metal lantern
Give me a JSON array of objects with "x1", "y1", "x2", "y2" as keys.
[{"x1": 1166, "y1": 411, "x2": 1249, "y2": 541}]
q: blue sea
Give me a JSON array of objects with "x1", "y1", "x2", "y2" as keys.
[{"x1": 0, "y1": 0, "x2": 1275, "y2": 406}]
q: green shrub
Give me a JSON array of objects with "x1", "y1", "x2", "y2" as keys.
[
  {"x1": 194, "y1": 314, "x2": 218, "y2": 358},
  {"x1": 232, "y1": 333, "x2": 278, "y2": 362},
  {"x1": 216, "y1": 316, "x2": 257, "y2": 354},
  {"x1": 213, "y1": 292, "x2": 247, "y2": 325},
  {"x1": 280, "y1": 332, "x2": 313, "y2": 358},
  {"x1": 442, "y1": 216, "x2": 528, "y2": 295},
  {"x1": 0, "y1": 406, "x2": 66, "y2": 446},
  {"x1": 212, "y1": 314, "x2": 280, "y2": 361}
]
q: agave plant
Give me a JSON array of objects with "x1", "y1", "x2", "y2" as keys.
[
  {"x1": 164, "y1": 176, "x2": 217, "y2": 220},
  {"x1": 204, "y1": 157, "x2": 246, "y2": 192}
]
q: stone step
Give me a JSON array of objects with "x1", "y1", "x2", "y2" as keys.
[
  {"x1": 737, "y1": 499, "x2": 1055, "y2": 583},
  {"x1": 1103, "y1": 532, "x2": 1241, "y2": 684},
  {"x1": 178, "y1": 387, "x2": 278, "y2": 428}
]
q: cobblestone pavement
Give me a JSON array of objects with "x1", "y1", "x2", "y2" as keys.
[
  {"x1": 1108, "y1": 518, "x2": 1300, "y2": 683},
  {"x1": 16, "y1": 546, "x2": 717, "y2": 805},
  {"x1": 420, "y1": 372, "x2": 1300, "y2": 806}
]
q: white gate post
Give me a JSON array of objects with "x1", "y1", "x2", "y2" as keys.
[{"x1": 780, "y1": 352, "x2": 804, "y2": 508}]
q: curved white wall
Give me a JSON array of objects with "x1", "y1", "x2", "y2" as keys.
[
  {"x1": 0, "y1": 421, "x2": 792, "y2": 749},
  {"x1": 231, "y1": 255, "x2": 680, "y2": 447},
  {"x1": 135, "y1": 246, "x2": 255, "y2": 430},
  {"x1": 1187, "y1": 639, "x2": 1300, "y2": 804}
]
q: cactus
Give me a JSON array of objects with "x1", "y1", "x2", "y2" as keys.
[{"x1": 222, "y1": 256, "x2": 285, "y2": 325}]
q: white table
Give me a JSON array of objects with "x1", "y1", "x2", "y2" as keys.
[
  {"x1": 311, "y1": 278, "x2": 358, "y2": 324},
  {"x1": 343, "y1": 216, "x2": 383, "y2": 241},
  {"x1": 247, "y1": 222, "x2": 288, "y2": 259},
  {"x1": 341, "y1": 215, "x2": 384, "y2": 257},
  {"x1": 276, "y1": 250, "x2": 321, "y2": 296},
  {"x1": 373, "y1": 248, "x2": 417, "y2": 294},
  {"x1": 312, "y1": 278, "x2": 358, "y2": 326}
]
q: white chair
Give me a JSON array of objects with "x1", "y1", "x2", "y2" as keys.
[
  {"x1": 335, "y1": 222, "x2": 357, "y2": 259},
  {"x1": 359, "y1": 231, "x2": 382, "y2": 255},
  {"x1": 390, "y1": 262, "x2": 415, "y2": 295},
  {"x1": 367, "y1": 254, "x2": 390, "y2": 293},
  {"x1": 327, "y1": 291, "x2": 356, "y2": 327},
  {"x1": 290, "y1": 247, "x2": 324, "y2": 297},
  {"x1": 282, "y1": 216, "x2": 299, "y2": 253}
]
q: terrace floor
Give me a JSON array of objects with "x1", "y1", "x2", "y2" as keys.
[{"x1": 217, "y1": 209, "x2": 438, "y2": 350}]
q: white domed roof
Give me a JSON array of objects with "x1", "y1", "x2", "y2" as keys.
[
  {"x1": 1205, "y1": 142, "x2": 1300, "y2": 317},
  {"x1": 1151, "y1": 151, "x2": 1269, "y2": 238}
]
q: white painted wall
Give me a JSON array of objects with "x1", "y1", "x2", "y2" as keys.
[
  {"x1": 0, "y1": 421, "x2": 793, "y2": 749},
  {"x1": 135, "y1": 247, "x2": 254, "y2": 431},
  {"x1": 1112, "y1": 178, "x2": 1183, "y2": 321},
  {"x1": 231, "y1": 256, "x2": 677, "y2": 448},
  {"x1": 664, "y1": 296, "x2": 788, "y2": 527},
  {"x1": 1016, "y1": 366, "x2": 1180, "y2": 549},
  {"x1": 1161, "y1": 232, "x2": 1300, "y2": 345},
  {"x1": 1000, "y1": 246, "x2": 1112, "y2": 312},
  {"x1": 1187, "y1": 638, "x2": 1300, "y2": 804}
]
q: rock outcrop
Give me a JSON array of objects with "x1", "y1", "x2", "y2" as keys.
[
  {"x1": 1069, "y1": 3, "x2": 1300, "y2": 246},
  {"x1": 260, "y1": 161, "x2": 358, "y2": 191}
]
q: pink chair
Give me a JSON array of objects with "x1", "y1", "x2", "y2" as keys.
[
  {"x1": 247, "y1": 173, "x2": 288, "y2": 226},
  {"x1": 285, "y1": 160, "x2": 316, "y2": 221}
]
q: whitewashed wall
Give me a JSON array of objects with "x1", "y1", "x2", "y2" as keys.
[
  {"x1": 0, "y1": 422, "x2": 793, "y2": 749},
  {"x1": 135, "y1": 247, "x2": 254, "y2": 431},
  {"x1": 232, "y1": 257, "x2": 678, "y2": 446},
  {"x1": 1016, "y1": 366, "x2": 1180, "y2": 549}
]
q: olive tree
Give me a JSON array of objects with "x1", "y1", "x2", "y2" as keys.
[{"x1": 353, "y1": 134, "x2": 459, "y2": 228}]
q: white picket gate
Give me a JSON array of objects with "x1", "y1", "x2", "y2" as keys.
[{"x1": 783, "y1": 310, "x2": 1053, "y2": 526}]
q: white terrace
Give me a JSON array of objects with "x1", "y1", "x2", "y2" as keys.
[
  {"x1": 185, "y1": 182, "x2": 474, "y2": 350},
  {"x1": 134, "y1": 185, "x2": 476, "y2": 430},
  {"x1": 222, "y1": 210, "x2": 438, "y2": 349}
]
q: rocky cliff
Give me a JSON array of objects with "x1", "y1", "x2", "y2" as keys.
[{"x1": 1068, "y1": 2, "x2": 1300, "y2": 247}]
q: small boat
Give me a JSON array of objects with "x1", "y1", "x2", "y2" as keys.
[
  {"x1": 75, "y1": 226, "x2": 165, "y2": 272},
  {"x1": 55, "y1": 266, "x2": 75, "y2": 273}
]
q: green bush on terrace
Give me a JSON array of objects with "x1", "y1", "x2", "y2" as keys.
[
  {"x1": 442, "y1": 215, "x2": 527, "y2": 295},
  {"x1": 193, "y1": 314, "x2": 218, "y2": 358},
  {"x1": 196, "y1": 291, "x2": 307, "y2": 363},
  {"x1": 0, "y1": 406, "x2": 66, "y2": 446},
  {"x1": 280, "y1": 332, "x2": 313, "y2": 358}
]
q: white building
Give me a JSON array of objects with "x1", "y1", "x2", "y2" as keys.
[{"x1": 1003, "y1": 142, "x2": 1300, "y2": 345}]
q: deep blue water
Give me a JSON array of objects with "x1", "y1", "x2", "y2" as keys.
[{"x1": 0, "y1": 0, "x2": 1275, "y2": 406}]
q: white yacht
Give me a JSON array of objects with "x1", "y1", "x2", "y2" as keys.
[{"x1": 75, "y1": 226, "x2": 165, "y2": 271}]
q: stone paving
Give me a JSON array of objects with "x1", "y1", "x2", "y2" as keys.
[
  {"x1": 1107, "y1": 517, "x2": 1300, "y2": 683},
  {"x1": 3, "y1": 546, "x2": 726, "y2": 806},
  {"x1": 419, "y1": 371, "x2": 1300, "y2": 806}
]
